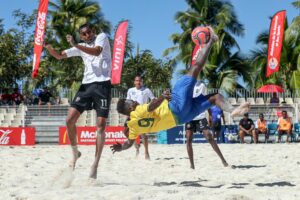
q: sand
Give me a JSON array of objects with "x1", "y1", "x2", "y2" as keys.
[{"x1": 1, "y1": 143, "x2": 300, "y2": 200}]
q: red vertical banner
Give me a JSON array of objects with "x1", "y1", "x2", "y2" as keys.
[
  {"x1": 266, "y1": 10, "x2": 286, "y2": 78},
  {"x1": 32, "y1": 0, "x2": 49, "y2": 78},
  {"x1": 111, "y1": 21, "x2": 129, "y2": 85}
]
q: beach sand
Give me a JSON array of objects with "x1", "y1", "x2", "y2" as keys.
[{"x1": 1, "y1": 143, "x2": 300, "y2": 200}]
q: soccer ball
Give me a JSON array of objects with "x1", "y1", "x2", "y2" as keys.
[{"x1": 191, "y1": 26, "x2": 210, "y2": 46}]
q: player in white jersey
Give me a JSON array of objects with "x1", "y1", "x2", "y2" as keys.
[
  {"x1": 126, "y1": 75, "x2": 155, "y2": 159},
  {"x1": 185, "y1": 81, "x2": 229, "y2": 169},
  {"x1": 44, "y1": 24, "x2": 111, "y2": 179}
]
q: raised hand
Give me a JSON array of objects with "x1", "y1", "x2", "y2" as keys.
[
  {"x1": 66, "y1": 34, "x2": 76, "y2": 46},
  {"x1": 110, "y1": 142, "x2": 122, "y2": 154}
]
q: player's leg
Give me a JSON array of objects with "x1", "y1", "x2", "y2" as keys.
[
  {"x1": 90, "y1": 116, "x2": 107, "y2": 179},
  {"x1": 134, "y1": 139, "x2": 140, "y2": 158},
  {"x1": 286, "y1": 130, "x2": 291, "y2": 143},
  {"x1": 277, "y1": 130, "x2": 282, "y2": 143},
  {"x1": 185, "y1": 121, "x2": 195, "y2": 169},
  {"x1": 89, "y1": 81, "x2": 111, "y2": 179},
  {"x1": 141, "y1": 135, "x2": 150, "y2": 160},
  {"x1": 203, "y1": 130, "x2": 229, "y2": 167},
  {"x1": 190, "y1": 94, "x2": 249, "y2": 123},
  {"x1": 65, "y1": 107, "x2": 81, "y2": 169}
]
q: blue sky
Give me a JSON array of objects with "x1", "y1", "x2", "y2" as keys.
[{"x1": 0, "y1": 0, "x2": 299, "y2": 82}]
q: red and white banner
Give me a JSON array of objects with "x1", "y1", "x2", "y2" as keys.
[
  {"x1": 111, "y1": 20, "x2": 129, "y2": 85},
  {"x1": 191, "y1": 45, "x2": 201, "y2": 66},
  {"x1": 59, "y1": 126, "x2": 139, "y2": 145},
  {"x1": 266, "y1": 10, "x2": 286, "y2": 77},
  {"x1": 0, "y1": 127, "x2": 35, "y2": 146},
  {"x1": 32, "y1": 0, "x2": 49, "y2": 78}
]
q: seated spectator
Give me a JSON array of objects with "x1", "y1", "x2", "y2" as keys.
[
  {"x1": 1, "y1": 89, "x2": 12, "y2": 105},
  {"x1": 277, "y1": 110, "x2": 293, "y2": 143},
  {"x1": 270, "y1": 92, "x2": 279, "y2": 104},
  {"x1": 38, "y1": 87, "x2": 53, "y2": 113},
  {"x1": 239, "y1": 113, "x2": 255, "y2": 144},
  {"x1": 11, "y1": 88, "x2": 23, "y2": 105},
  {"x1": 255, "y1": 113, "x2": 268, "y2": 143},
  {"x1": 22, "y1": 95, "x2": 33, "y2": 105}
]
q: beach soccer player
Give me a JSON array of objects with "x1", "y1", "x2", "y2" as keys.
[
  {"x1": 126, "y1": 75, "x2": 156, "y2": 159},
  {"x1": 44, "y1": 23, "x2": 112, "y2": 179},
  {"x1": 111, "y1": 26, "x2": 250, "y2": 153},
  {"x1": 185, "y1": 81, "x2": 229, "y2": 169}
]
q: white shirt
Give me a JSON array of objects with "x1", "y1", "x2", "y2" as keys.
[
  {"x1": 64, "y1": 33, "x2": 112, "y2": 84},
  {"x1": 193, "y1": 81, "x2": 207, "y2": 120},
  {"x1": 127, "y1": 87, "x2": 155, "y2": 104}
]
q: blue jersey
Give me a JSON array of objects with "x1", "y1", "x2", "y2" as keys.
[{"x1": 210, "y1": 105, "x2": 223, "y2": 123}]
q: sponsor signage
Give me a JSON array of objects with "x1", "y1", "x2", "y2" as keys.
[
  {"x1": 59, "y1": 126, "x2": 138, "y2": 145},
  {"x1": 166, "y1": 126, "x2": 207, "y2": 144},
  {"x1": 0, "y1": 127, "x2": 35, "y2": 145}
]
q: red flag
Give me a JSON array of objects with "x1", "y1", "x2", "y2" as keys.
[
  {"x1": 266, "y1": 10, "x2": 286, "y2": 78},
  {"x1": 111, "y1": 21, "x2": 128, "y2": 85},
  {"x1": 32, "y1": 0, "x2": 48, "y2": 78}
]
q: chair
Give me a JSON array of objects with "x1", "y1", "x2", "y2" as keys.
[
  {"x1": 285, "y1": 98, "x2": 294, "y2": 105},
  {"x1": 293, "y1": 123, "x2": 300, "y2": 142},
  {"x1": 60, "y1": 98, "x2": 69, "y2": 105},
  {"x1": 246, "y1": 98, "x2": 255, "y2": 105},
  {"x1": 267, "y1": 123, "x2": 278, "y2": 143},
  {"x1": 237, "y1": 98, "x2": 246, "y2": 104},
  {"x1": 255, "y1": 98, "x2": 265, "y2": 105},
  {"x1": 294, "y1": 98, "x2": 300, "y2": 105},
  {"x1": 228, "y1": 98, "x2": 237, "y2": 105}
]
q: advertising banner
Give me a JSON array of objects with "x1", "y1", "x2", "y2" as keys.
[
  {"x1": 0, "y1": 127, "x2": 35, "y2": 145},
  {"x1": 59, "y1": 126, "x2": 138, "y2": 145}
]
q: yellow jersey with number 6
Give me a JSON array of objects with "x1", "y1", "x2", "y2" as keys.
[{"x1": 128, "y1": 100, "x2": 177, "y2": 139}]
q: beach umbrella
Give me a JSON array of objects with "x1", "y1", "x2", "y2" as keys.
[{"x1": 257, "y1": 84, "x2": 284, "y2": 93}]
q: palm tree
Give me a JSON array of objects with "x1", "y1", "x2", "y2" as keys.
[{"x1": 164, "y1": 0, "x2": 251, "y2": 94}]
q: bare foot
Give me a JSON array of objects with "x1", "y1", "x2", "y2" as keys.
[
  {"x1": 145, "y1": 153, "x2": 150, "y2": 160},
  {"x1": 231, "y1": 102, "x2": 250, "y2": 117},
  {"x1": 223, "y1": 162, "x2": 229, "y2": 167},
  {"x1": 89, "y1": 165, "x2": 98, "y2": 179},
  {"x1": 69, "y1": 151, "x2": 81, "y2": 170}
]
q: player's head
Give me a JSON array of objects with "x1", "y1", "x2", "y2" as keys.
[
  {"x1": 282, "y1": 110, "x2": 287, "y2": 118},
  {"x1": 79, "y1": 23, "x2": 96, "y2": 43},
  {"x1": 117, "y1": 99, "x2": 139, "y2": 116},
  {"x1": 134, "y1": 75, "x2": 142, "y2": 89},
  {"x1": 243, "y1": 113, "x2": 249, "y2": 119}
]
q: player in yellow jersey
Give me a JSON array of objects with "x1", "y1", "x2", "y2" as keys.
[{"x1": 111, "y1": 26, "x2": 250, "y2": 153}]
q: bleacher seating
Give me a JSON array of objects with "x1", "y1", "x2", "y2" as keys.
[
  {"x1": 246, "y1": 98, "x2": 255, "y2": 105},
  {"x1": 255, "y1": 98, "x2": 265, "y2": 105}
]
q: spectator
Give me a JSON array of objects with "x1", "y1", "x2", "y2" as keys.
[
  {"x1": 11, "y1": 88, "x2": 23, "y2": 105},
  {"x1": 277, "y1": 110, "x2": 293, "y2": 143},
  {"x1": 126, "y1": 75, "x2": 155, "y2": 159},
  {"x1": 239, "y1": 113, "x2": 255, "y2": 144},
  {"x1": 1, "y1": 88, "x2": 12, "y2": 105},
  {"x1": 208, "y1": 105, "x2": 225, "y2": 142},
  {"x1": 270, "y1": 92, "x2": 279, "y2": 104},
  {"x1": 22, "y1": 95, "x2": 33, "y2": 105},
  {"x1": 255, "y1": 113, "x2": 268, "y2": 143},
  {"x1": 38, "y1": 87, "x2": 53, "y2": 113}
]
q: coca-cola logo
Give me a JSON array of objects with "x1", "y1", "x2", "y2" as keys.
[
  {"x1": 34, "y1": 11, "x2": 47, "y2": 46},
  {"x1": 0, "y1": 130, "x2": 13, "y2": 144}
]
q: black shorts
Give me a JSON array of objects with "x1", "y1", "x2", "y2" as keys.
[
  {"x1": 185, "y1": 118, "x2": 209, "y2": 132},
  {"x1": 71, "y1": 81, "x2": 111, "y2": 118},
  {"x1": 212, "y1": 121, "x2": 222, "y2": 131},
  {"x1": 278, "y1": 130, "x2": 291, "y2": 135}
]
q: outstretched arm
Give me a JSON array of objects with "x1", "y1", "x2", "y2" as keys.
[
  {"x1": 110, "y1": 127, "x2": 135, "y2": 153},
  {"x1": 44, "y1": 44, "x2": 68, "y2": 60},
  {"x1": 66, "y1": 34, "x2": 102, "y2": 56},
  {"x1": 147, "y1": 89, "x2": 171, "y2": 112}
]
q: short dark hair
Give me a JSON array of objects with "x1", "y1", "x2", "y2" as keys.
[
  {"x1": 282, "y1": 110, "x2": 287, "y2": 114},
  {"x1": 117, "y1": 99, "x2": 134, "y2": 116},
  {"x1": 259, "y1": 113, "x2": 264, "y2": 117},
  {"x1": 79, "y1": 23, "x2": 92, "y2": 32}
]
